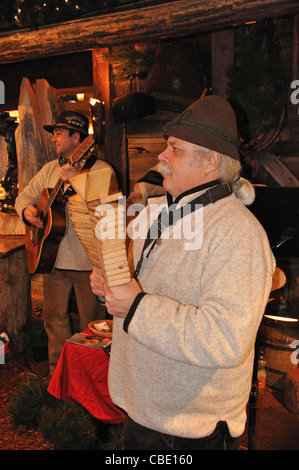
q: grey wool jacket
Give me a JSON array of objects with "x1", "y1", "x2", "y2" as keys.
[
  {"x1": 108, "y1": 185, "x2": 275, "y2": 439},
  {"x1": 15, "y1": 158, "x2": 112, "y2": 271}
]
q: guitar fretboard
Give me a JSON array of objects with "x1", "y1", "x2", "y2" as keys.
[{"x1": 41, "y1": 134, "x2": 94, "y2": 218}]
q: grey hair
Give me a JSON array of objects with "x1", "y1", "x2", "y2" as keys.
[
  {"x1": 196, "y1": 145, "x2": 255, "y2": 206},
  {"x1": 220, "y1": 154, "x2": 255, "y2": 206}
]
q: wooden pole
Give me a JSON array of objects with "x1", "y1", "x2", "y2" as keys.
[
  {"x1": 211, "y1": 30, "x2": 234, "y2": 97},
  {"x1": 92, "y1": 49, "x2": 128, "y2": 195}
]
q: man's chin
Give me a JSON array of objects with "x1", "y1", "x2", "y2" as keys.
[{"x1": 162, "y1": 177, "x2": 172, "y2": 194}]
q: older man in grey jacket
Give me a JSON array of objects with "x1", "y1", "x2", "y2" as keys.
[{"x1": 90, "y1": 95, "x2": 275, "y2": 450}]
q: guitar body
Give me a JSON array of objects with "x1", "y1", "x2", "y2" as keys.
[
  {"x1": 25, "y1": 188, "x2": 67, "y2": 274},
  {"x1": 24, "y1": 134, "x2": 94, "y2": 274}
]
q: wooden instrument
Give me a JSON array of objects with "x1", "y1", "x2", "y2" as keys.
[
  {"x1": 25, "y1": 134, "x2": 94, "y2": 274},
  {"x1": 270, "y1": 267, "x2": 287, "y2": 292},
  {"x1": 68, "y1": 167, "x2": 131, "y2": 287}
]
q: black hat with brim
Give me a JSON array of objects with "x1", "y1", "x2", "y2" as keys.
[{"x1": 44, "y1": 111, "x2": 89, "y2": 137}]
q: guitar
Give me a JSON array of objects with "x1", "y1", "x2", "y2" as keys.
[{"x1": 25, "y1": 134, "x2": 94, "y2": 274}]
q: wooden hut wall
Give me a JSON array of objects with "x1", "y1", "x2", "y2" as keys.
[{"x1": 0, "y1": 11, "x2": 298, "y2": 194}]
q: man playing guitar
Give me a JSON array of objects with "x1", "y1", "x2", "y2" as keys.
[{"x1": 15, "y1": 111, "x2": 115, "y2": 378}]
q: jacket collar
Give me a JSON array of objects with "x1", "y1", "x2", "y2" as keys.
[{"x1": 166, "y1": 179, "x2": 222, "y2": 208}]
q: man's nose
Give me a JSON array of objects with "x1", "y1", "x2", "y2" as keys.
[{"x1": 158, "y1": 147, "x2": 168, "y2": 161}]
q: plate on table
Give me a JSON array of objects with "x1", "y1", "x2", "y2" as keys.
[{"x1": 88, "y1": 320, "x2": 113, "y2": 338}]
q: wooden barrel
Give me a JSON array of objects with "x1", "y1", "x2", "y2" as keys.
[{"x1": 258, "y1": 316, "x2": 299, "y2": 390}]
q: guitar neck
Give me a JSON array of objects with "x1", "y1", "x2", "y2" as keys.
[
  {"x1": 69, "y1": 134, "x2": 94, "y2": 166},
  {"x1": 42, "y1": 134, "x2": 94, "y2": 217}
]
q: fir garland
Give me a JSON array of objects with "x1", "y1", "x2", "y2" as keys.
[
  {"x1": 0, "y1": 0, "x2": 115, "y2": 29},
  {"x1": 15, "y1": 0, "x2": 98, "y2": 27},
  {"x1": 100, "y1": 44, "x2": 156, "y2": 79},
  {"x1": 0, "y1": 0, "x2": 159, "y2": 30}
]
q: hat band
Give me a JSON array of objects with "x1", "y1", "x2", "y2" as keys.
[
  {"x1": 163, "y1": 109, "x2": 239, "y2": 148},
  {"x1": 54, "y1": 123, "x2": 88, "y2": 134}
]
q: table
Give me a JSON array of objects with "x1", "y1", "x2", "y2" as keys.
[
  {"x1": 47, "y1": 329, "x2": 125, "y2": 424},
  {"x1": 0, "y1": 234, "x2": 25, "y2": 259}
]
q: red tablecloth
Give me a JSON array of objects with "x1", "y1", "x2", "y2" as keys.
[{"x1": 47, "y1": 329, "x2": 125, "y2": 424}]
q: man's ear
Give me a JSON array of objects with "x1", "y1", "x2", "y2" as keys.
[
  {"x1": 72, "y1": 131, "x2": 81, "y2": 145},
  {"x1": 204, "y1": 151, "x2": 221, "y2": 174}
]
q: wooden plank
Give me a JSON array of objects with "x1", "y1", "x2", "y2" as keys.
[
  {"x1": 128, "y1": 137, "x2": 165, "y2": 161},
  {"x1": 32, "y1": 79, "x2": 58, "y2": 161},
  {"x1": 259, "y1": 151, "x2": 299, "y2": 187},
  {"x1": 127, "y1": 136, "x2": 164, "y2": 188},
  {"x1": 15, "y1": 78, "x2": 47, "y2": 191},
  {"x1": 0, "y1": 0, "x2": 298, "y2": 64},
  {"x1": 0, "y1": 213, "x2": 25, "y2": 236},
  {"x1": 0, "y1": 246, "x2": 31, "y2": 352},
  {"x1": 0, "y1": 235, "x2": 25, "y2": 259},
  {"x1": 15, "y1": 78, "x2": 58, "y2": 191},
  {"x1": 211, "y1": 29, "x2": 234, "y2": 97}
]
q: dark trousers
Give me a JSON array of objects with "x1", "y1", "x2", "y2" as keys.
[
  {"x1": 123, "y1": 416, "x2": 240, "y2": 450},
  {"x1": 43, "y1": 268, "x2": 106, "y2": 374}
]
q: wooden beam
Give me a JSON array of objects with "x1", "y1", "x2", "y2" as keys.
[
  {"x1": 0, "y1": 0, "x2": 298, "y2": 64},
  {"x1": 211, "y1": 30, "x2": 234, "y2": 97},
  {"x1": 259, "y1": 151, "x2": 299, "y2": 187}
]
